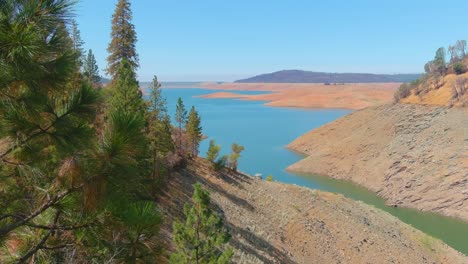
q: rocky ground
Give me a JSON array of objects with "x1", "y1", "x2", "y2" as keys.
[
  {"x1": 287, "y1": 103, "x2": 468, "y2": 222},
  {"x1": 157, "y1": 158, "x2": 467, "y2": 263}
]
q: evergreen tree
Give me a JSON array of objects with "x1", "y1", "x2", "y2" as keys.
[
  {"x1": 71, "y1": 19, "x2": 84, "y2": 57},
  {"x1": 0, "y1": 1, "x2": 161, "y2": 262},
  {"x1": 0, "y1": 1, "x2": 100, "y2": 262},
  {"x1": 206, "y1": 140, "x2": 221, "y2": 164},
  {"x1": 109, "y1": 58, "x2": 145, "y2": 117},
  {"x1": 175, "y1": 97, "x2": 187, "y2": 153},
  {"x1": 171, "y1": 183, "x2": 233, "y2": 264},
  {"x1": 229, "y1": 143, "x2": 245, "y2": 171},
  {"x1": 107, "y1": 0, "x2": 139, "y2": 77},
  {"x1": 186, "y1": 106, "x2": 203, "y2": 158},
  {"x1": 147, "y1": 75, "x2": 174, "y2": 196},
  {"x1": 111, "y1": 201, "x2": 163, "y2": 263},
  {"x1": 147, "y1": 75, "x2": 167, "y2": 120},
  {"x1": 83, "y1": 49, "x2": 101, "y2": 86}
]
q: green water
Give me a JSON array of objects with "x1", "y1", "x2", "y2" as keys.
[
  {"x1": 297, "y1": 172, "x2": 468, "y2": 255},
  {"x1": 161, "y1": 88, "x2": 468, "y2": 255}
]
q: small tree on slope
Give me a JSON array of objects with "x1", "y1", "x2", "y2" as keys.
[
  {"x1": 171, "y1": 183, "x2": 233, "y2": 264},
  {"x1": 229, "y1": 143, "x2": 245, "y2": 171},
  {"x1": 206, "y1": 139, "x2": 221, "y2": 164},
  {"x1": 186, "y1": 106, "x2": 203, "y2": 158},
  {"x1": 175, "y1": 97, "x2": 188, "y2": 154}
]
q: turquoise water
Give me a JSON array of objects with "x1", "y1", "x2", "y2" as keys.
[
  {"x1": 162, "y1": 88, "x2": 349, "y2": 186},
  {"x1": 161, "y1": 88, "x2": 468, "y2": 255}
]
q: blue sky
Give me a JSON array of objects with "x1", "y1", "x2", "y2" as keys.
[{"x1": 75, "y1": 0, "x2": 468, "y2": 82}]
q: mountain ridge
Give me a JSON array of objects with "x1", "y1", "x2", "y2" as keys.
[{"x1": 236, "y1": 70, "x2": 421, "y2": 83}]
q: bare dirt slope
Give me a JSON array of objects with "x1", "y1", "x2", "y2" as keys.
[
  {"x1": 158, "y1": 158, "x2": 467, "y2": 264},
  {"x1": 287, "y1": 103, "x2": 468, "y2": 221}
]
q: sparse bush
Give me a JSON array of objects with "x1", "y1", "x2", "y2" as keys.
[
  {"x1": 214, "y1": 155, "x2": 228, "y2": 171},
  {"x1": 394, "y1": 83, "x2": 412, "y2": 102},
  {"x1": 453, "y1": 62, "x2": 466, "y2": 75},
  {"x1": 452, "y1": 78, "x2": 467, "y2": 100},
  {"x1": 266, "y1": 175, "x2": 274, "y2": 181}
]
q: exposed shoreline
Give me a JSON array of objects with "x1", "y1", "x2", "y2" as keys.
[
  {"x1": 162, "y1": 82, "x2": 399, "y2": 110},
  {"x1": 287, "y1": 103, "x2": 468, "y2": 223},
  {"x1": 158, "y1": 158, "x2": 468, "y2": 262}
]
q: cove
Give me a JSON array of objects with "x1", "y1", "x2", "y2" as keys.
[{"x1": 160, "y1": 88, "x2": 468, "y2": 255}]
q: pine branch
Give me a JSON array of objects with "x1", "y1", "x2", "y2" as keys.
[
  {"x1": 0, "y1": 187, "x2": 77, "y2": 237},
  {"x1": 42, "y1": 244, "x2": 74, "y2": 250},
  {"x1": 15, "y1": 211, "x2": 61, "y2": 264},
  {"x1": 25, "y1": 221, "x2": 94, "y2": 231},
  {"x1": 0, "y1": 106, "x2": 75, "y2": 159}
]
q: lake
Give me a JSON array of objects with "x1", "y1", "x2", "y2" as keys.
[{"x1": 161, "y1": 88, "x2": 468, "y2": 255}]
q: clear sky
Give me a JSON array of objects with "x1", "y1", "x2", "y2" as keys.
[{"x1": 75, "y1": 0, "x2": 468, "y2": 82}]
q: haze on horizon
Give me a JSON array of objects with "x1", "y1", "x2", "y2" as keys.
[{"x1": 76, "y1": 0, "x2": 468, "y2": 82}]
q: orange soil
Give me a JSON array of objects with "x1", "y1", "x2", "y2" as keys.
[{"x1": 194, "y1": 82, "x2": 399, "y2": 109}]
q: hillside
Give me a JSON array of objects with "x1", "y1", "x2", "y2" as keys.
[
  {"x1": 287, "y1": 103, "x2": 468, "y2": 222},
  {"x1": 235, "y1": 70, "x2": 421, "y2": 83},
  {"x1": 157, "y1": 158, "x2": 467, "y2": 263},
  {"x1": 399, "y1": 72, "x2": 468, "y2": 107}
]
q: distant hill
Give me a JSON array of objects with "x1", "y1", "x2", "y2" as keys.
[
  {"x1": 100, "y1": 77, "x2": 110, "y2": 85},
  {"x1": 235, "y1": 70, "x2": 421, "y2": 83}
]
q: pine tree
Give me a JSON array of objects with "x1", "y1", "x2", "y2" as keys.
[
  {"x1": 206, "y1": 139, "x2": 221, "y2": 163},
  {"x1": 148, "y1": 75, "x2": 166, "y2": 119},
  {"x1": 83, "y1": 49, "x2": 101, "y2": 86},
  {"x1": 71, "y1": 19, "x2": 84, "y2": 58},
  {"x1": 147, "y1": 75, "x2": 174, "y2": 196},
  {"x1": 229, "y1": 143, "x2": 245, "y2": 171},
  {"x1": 112, "y1": 201, "x2": 163, "y2": 263},
  {"x1": 175, "y1": 97, "x2": 187, "y2": 154},
  {"x1": 107, "y1": 0, "x2": 139, "y2": 77},
  {"x1": 0, "y1": 1, "x2": 160, "y2": 262},
  {"x1": 109, "y1": 58, "x2": 145, "y2": 117},
  {"x1": 186, "y1": 106, "x2": 202, "y2": 158},
  {"x1": 0, "y1": 1, "x2": 100, "y2": 262},
  {"x1": 171, "y1": 183, "x2": 233, "y2": 264}
]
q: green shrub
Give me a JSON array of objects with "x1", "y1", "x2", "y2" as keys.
[
  {"x1": 453, "y1": 62, "x2": 466, "y2": 75},
  {"x1": 266, "y1": 175, "x2": 274, "y2": 181}
]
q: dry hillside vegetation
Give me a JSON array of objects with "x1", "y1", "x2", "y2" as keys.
[
  {"x1": 287, "y1": 103, "x2": 468, "y2": 221},
  {"x1": 396, "y1": 43, "x2": 468, "y2": 107},
  {"x1": 157, "y1": 159, "x2": 467, "y2": 264},
  {"x1": 400, "y1": 72, "x2": 468, "y2": 107}
]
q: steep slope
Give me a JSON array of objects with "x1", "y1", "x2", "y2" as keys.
[
  {"x1": 287, "y1": 103, "x2": 468, "y2": 221},
  {"x1": 235, "y1": 70, "x2": 421, "y2": 83},
  {"x1": 157, "y1": 159, "x2": 467, "y2": 263}
]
